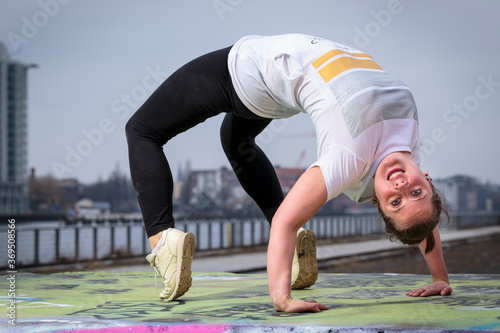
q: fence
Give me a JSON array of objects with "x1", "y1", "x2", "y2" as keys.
[
  {"x1": 452, "y1": 211, "x2": 500, "y2": 228},
  {"x1": 1, "y1": 212, "x2": 499, "y2": 269}
]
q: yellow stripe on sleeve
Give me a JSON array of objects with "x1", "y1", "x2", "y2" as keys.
[
  {"x1": 317, "y1": 57, "x2": 382, "y2": 83},
  {"x1": 312, "y1": 49, "x2": 372, "y2": 69}
]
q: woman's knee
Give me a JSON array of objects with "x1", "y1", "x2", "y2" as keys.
[
  {"x1": 220, "y1": 113, "x2": 268, "y2": 155},
  {"x1": 125, "y1": 116, "x2": 140, "y2": 143},
  {"x1": 220, "y1": 114, "x2": 238, "y2": 154},
  {"x1": 125, "y1": 114, "x2": 166, "y2": 146}
]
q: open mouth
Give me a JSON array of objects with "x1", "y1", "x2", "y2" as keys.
[{"x1": 387, "y1": 168, "x2": 405, "y2": 180}]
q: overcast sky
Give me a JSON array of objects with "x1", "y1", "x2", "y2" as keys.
[{"x1": 1, "y1": 0, "x2": 499, "y2": 185}]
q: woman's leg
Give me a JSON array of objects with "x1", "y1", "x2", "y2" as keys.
[
  {"x1": 126, "y1": 46, "x2": 234, "y2": 241},
  {"x1": 220, "y1": 113, "x2": 285, "y2": 223}
]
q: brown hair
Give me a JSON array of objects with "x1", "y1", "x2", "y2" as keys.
[{"x1": 378, "y1": 185, "x2": 449, "y2": 254}]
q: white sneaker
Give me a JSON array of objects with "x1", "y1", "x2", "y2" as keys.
[
  {"x1": 291, "y1": 228, "x2": 318, "y2": 290},
  {"x1": 146, "y1": 228, "x2": 195, "y2": 301}
]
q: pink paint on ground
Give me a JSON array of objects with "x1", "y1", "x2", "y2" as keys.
[
  {"x1": 57, "y1": 324, "x2": 229, "y2": 333},
  {"x1": 165, "y1": 325, "x2": 229, "y2": 332}
]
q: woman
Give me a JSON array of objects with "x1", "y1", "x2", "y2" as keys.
[{"x1": 126, "y1": 33, "x2": 452, "y2": 312}]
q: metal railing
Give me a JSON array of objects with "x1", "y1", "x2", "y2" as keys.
[{"x1": 1, "y1": 212, "x2": 499, "y2": 269}]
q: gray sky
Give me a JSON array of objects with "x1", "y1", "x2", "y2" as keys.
[{"x1": 1, "y1": 0, "x2": 500, "y2": 184}]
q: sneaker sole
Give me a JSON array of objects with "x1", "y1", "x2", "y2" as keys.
[
  {"x1": 163, "y1": 232, "x2": 195, "y2": 302},
  {"x1": 291, "y1": 229, "x2": 318, "y2": 290}
]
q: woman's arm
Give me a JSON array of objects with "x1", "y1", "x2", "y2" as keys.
[
  {"x1": 406, "y1": 227, "x2": 453, "y2": 297},
  {"x1": 267, "y1": 166, "x2": 329, "y2": 312}
]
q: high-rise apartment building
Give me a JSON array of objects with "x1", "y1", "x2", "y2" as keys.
[{"x1": 0, "y1": 42, "x2": 36, "y2": 214}]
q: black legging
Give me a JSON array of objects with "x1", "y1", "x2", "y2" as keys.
[{"x1": 125, "y1": 46, "x2": 284, "y2": 238}]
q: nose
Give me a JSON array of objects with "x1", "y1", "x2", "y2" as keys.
[{"x1": 394, "y1": 178, "x2": 408, "y2": 189}]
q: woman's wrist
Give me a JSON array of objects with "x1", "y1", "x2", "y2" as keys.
[
  {"x1": 432, "y1": 276, "x2": 450, "y2": 284},
  {"x1": 270, "y1": 288, "x2": 292, "y2": 311}
]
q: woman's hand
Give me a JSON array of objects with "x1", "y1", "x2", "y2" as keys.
[
  {"x1": 413, "y1": 228, "x2": 452, "y2": 297},
  {"x1": 274, "y1": 296, "x2": 329, "y2": 313},
  {"x1": 406, "y1": 280, "x2": 452, "y2": 297}
]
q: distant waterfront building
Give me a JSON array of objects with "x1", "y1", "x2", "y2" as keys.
[
  {"x1": 0, "y1": 42, "x2": 36, "y2": 214},
  {"x1": 435, "y1": 175, "x2": 481, "y2": 212}
]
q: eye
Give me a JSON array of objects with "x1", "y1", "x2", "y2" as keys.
[
  {"x1": 391, "y1": 198, "x2": 401, "y2": 206},
  {"x1": 412, "y1": 189, "x2": 422, "y2": 196}
]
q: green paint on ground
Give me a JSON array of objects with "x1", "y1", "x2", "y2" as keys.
[{"x1": 1, "y1": 272, "x2": 499, "y2": 331}]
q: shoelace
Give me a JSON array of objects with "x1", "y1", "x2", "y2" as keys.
[
  {"x1": 147, "y1": 249, "x2": 176, "y2": 297},
  {"x1": 148, "y1": 254, "x2": 161, "y2": 293}
]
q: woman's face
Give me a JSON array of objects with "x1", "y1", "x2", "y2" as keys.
[{"x1": 374, "y1": 152, "x2": 433, "y2": 227}]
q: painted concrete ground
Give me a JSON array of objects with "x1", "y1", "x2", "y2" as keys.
[{"x1": 1, "y1": 272, "x2": 499, "y2": 332}]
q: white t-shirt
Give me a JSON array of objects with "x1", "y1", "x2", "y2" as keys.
[{"x1": 227, "y1": 34, "x2": 420, "y2": 203}]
